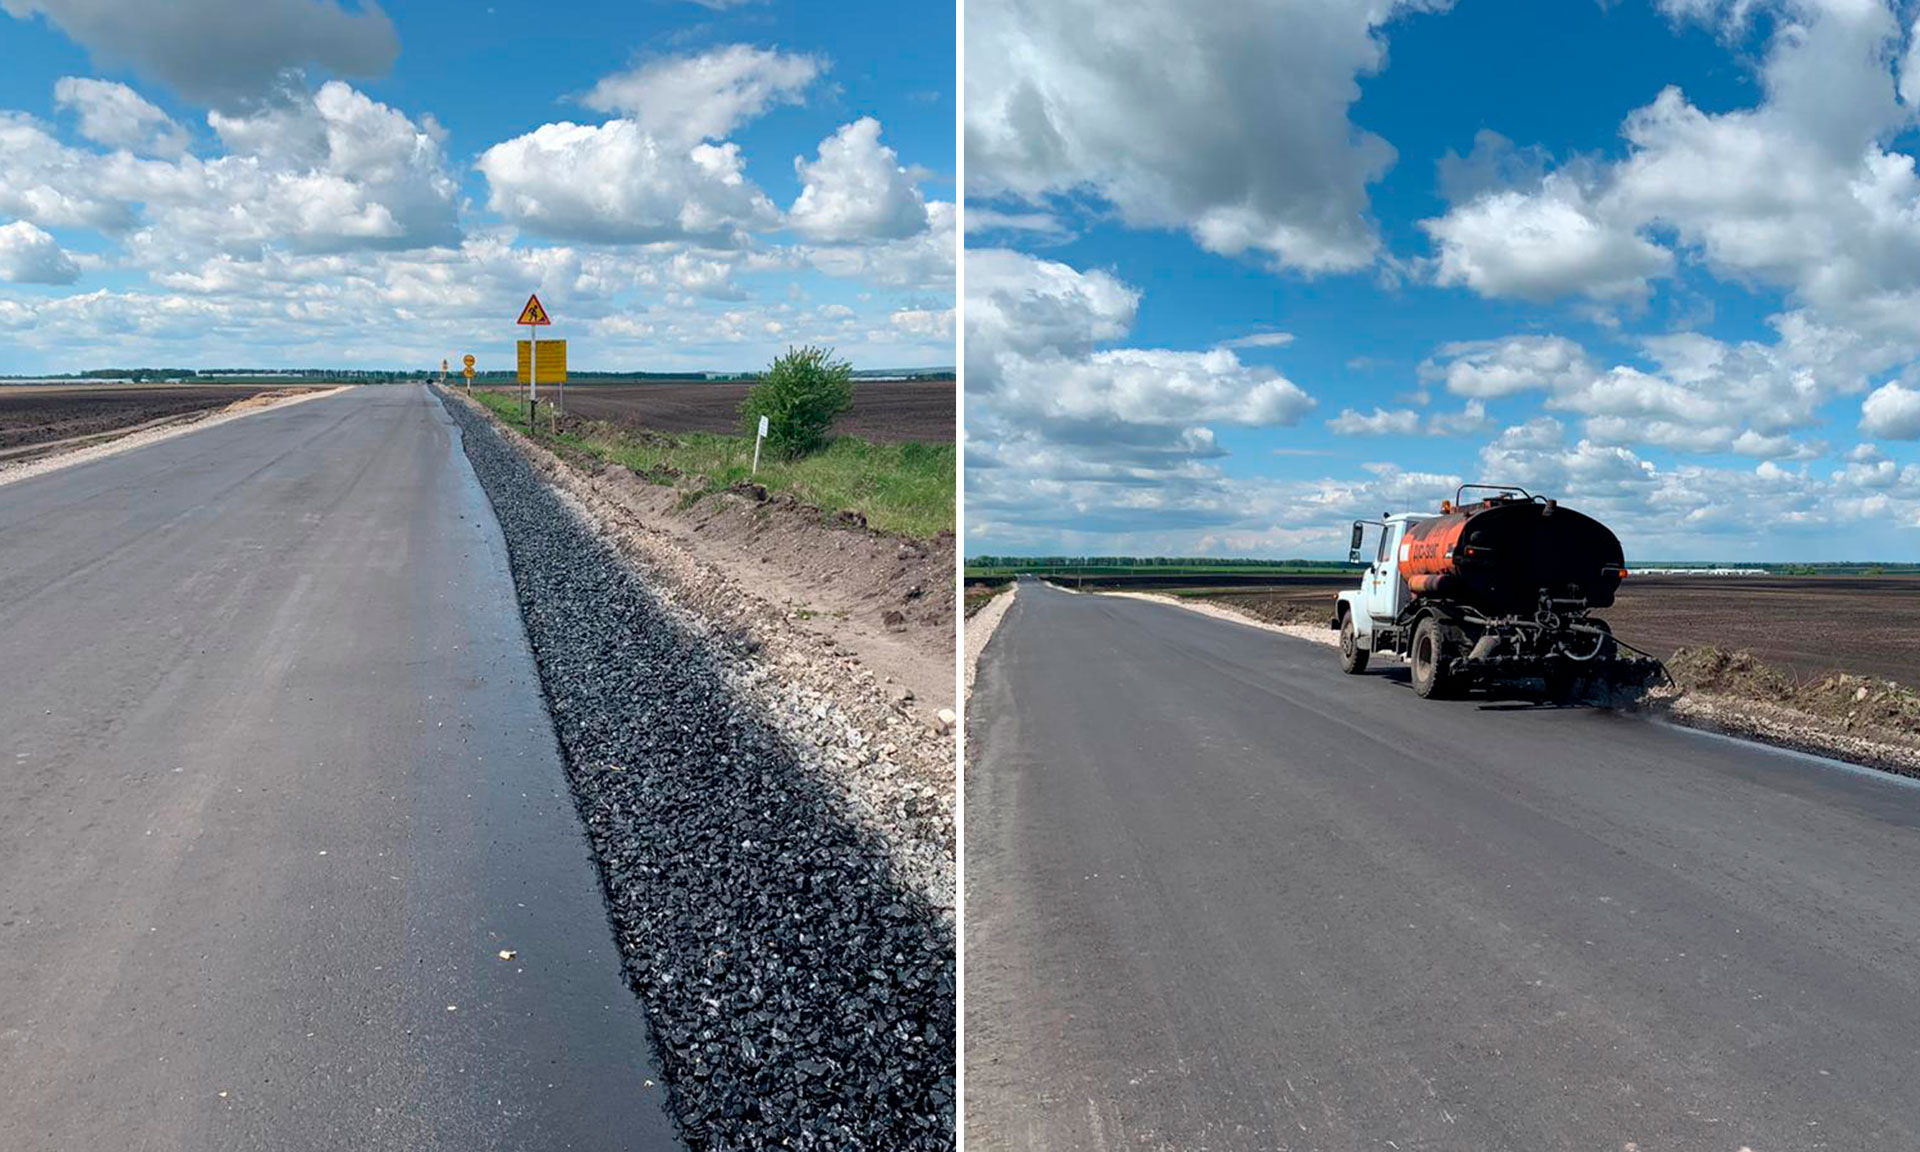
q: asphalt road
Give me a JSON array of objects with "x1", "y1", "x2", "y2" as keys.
[
  {"x1": 966, "y1": 579, "x2": 1920, "y2": 1151},
  {"x1": 0, "y1": 385, "x2": 679, "y2": 1151}
]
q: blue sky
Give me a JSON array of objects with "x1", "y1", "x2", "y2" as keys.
[
  {"x1": 0, "y1": 0, "x2": 953, "y2": 374},
  {"x1": 965, "y1": 0, "x2": 1920, "y2": 562}
]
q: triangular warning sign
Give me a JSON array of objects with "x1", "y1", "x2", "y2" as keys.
[{"x1": 517, "y1": 293, "x2": 551, "y2": 326}]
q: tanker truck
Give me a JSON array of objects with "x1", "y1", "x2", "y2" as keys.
[{"x1": 1331, "y1": 484, "x2": 1662, "y2": 701}]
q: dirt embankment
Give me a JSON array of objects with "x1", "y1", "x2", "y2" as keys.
[{"x1": 1653, "y1": 647, "x2": 1920, "y2": 776}]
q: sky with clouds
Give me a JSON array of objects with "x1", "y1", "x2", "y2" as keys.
[
  {"x1": 964, "y1": 0, "x2": 1920, "y2": 563},
  {"x1": 0, "y1": 0, "x2": 953, "y2": 374}
]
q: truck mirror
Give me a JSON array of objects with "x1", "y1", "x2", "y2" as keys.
[{"x1": 1348, "y1": 522, "x2": 1365, "y2": 563}]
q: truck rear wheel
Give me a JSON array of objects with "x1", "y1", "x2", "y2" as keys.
[
  {"x1": 1411, "y1": 617, "x2": 1459, "y2": 699},
  {"x1": 1338, "y1": 612, "x2": 1369, "y2": 674}
]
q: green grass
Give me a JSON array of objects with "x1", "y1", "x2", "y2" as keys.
[{"x1": 471, "y1": 390, "x2": 954, "y2": 539}]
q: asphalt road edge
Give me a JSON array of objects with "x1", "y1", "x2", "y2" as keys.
[
  {"x1": 0, "y1": 385, "x2": 349, "y2": 489},
  {"x1": 963, "y1": 584, "x2": 1017, "y2": 699},
  {"x1": 439, "y1": 388, "x2": 956, "y2": 1148},
  {"x1": 1101, "y1": 587, "x2": 1920, "y2": 781},
  {"x1": 443, "y1": 387, "x2": 956, "y2": 901}
]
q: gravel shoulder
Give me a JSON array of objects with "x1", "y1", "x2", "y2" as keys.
[
  {"x1": 963, "y1": 584, "x2": 1017, "y2": 698},
  {"x1": 438, "y1": 388, "x2": 954, "y2": 1150},
  {"x1": 1101, "y1": 589, "x2": 1337, "y2": 648}
]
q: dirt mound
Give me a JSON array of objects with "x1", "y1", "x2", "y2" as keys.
[
  {"x1": 1657, "y1": 646, "x2": 1920, "y2": 776},
  {"x1": 1668, "y1": 646, "x2": 1920, "y2": 738}
]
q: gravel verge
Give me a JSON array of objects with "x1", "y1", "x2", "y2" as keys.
[
  {"x1": 963, "y1": 584, "x2": 1017, "y2": 699},
  {"x1": 1102, "y1": 590, "x2": 1339, "y2": 648},
  {"x1": 440, "y1": 390, "x2": 955, "y2": 1150}
]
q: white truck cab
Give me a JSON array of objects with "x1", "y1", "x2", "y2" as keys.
[{"x1": 1333, "y1": 513, "x2": 1429, "y2": 653}]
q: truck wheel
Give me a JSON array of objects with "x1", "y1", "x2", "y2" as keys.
[
  {"x1": 1339, "y1": 613, "x2": 1369, "y2": 674},
  {"x1": 1411, "y1": 617, "x2": 1458, "y2": 699}
]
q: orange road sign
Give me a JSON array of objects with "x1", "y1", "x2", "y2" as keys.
[
  {"x1": 517, "y1": 294, "x2": 551, "y2": 326},
  {"x1": 462, "y1": 354, "x2": 475, "y2": 369}
]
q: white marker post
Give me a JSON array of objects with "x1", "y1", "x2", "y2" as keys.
[{"x1": 752, "y1": 414, "x2": 769, "y2": 475}]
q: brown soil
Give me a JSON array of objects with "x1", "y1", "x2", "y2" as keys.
[
  {"x1": 1606, "y1": 576, "x2": 1920, "y2": 685},
  {"x1": 1175, "y1": 574, "x2": 1920, "y2": 775},
  {"x1": 451, "y1": 390, "x2": 956, "y2": 716},
  {"x1": 0, "y1": 384, "x2": 307, "y2": 452},
  {"x1": 478, "y1": 378, "x2": 955, "y2": 443},
  {"x1": 1202, "y1": 573, "x2": 1920, "y2": 687}
]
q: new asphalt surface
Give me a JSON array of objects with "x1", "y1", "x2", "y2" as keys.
[
  {"x1": 966, "y1": 578, "x2": 1920, "y2": 1151},
  {"x1": 0, "y1": 385, "x2": 679, "y2": 1151}
]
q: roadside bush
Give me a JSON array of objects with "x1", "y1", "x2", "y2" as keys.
[{"x1": 740, "y1": 345, "x2": 855, "y2": 459}]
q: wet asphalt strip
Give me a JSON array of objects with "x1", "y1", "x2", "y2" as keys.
[{"x1": 440, "y1": 390, "x2": 955, "y2": 1150}]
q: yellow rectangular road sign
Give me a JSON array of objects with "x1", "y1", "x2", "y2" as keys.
[{"x1": 516, "y1": 339, "x2": 567, "y2": 384}]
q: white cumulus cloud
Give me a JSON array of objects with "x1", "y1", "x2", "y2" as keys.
[
  {"x1": 966, "y1": 0, "x2": 1443, "y2": 272},
  {"x1": 789, "y1": 117, "x2": 928, "y2": 242},
  {"x1": 481, "y1": 46, "x2": 823, "y2": 246},
  {"x1": 583, "y1": 45, "x2": 821, "y2": 145},
  {"x1": 1861, "y1": 380, "x2": 1920, "y2": 438},
  {"x1": 1, "y1": 0, "x2": 398, "y2": 107},
  {"x1": 0, "y1": 220, "x2": 80, "y2": 284},
  {"x1": 479, "y1": 121, "x2": 777, "y2": 246},
  {"x1": 53, "y1": 76, "x2": 186, "y2": 156}
]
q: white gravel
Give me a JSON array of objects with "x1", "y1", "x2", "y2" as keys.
[
  {"x1": 964, "y1": 584, "x2": 1017, "y2": 698},
  {"x1": 1102, "y1": 590, "x2": 1341, "y2": 648}
]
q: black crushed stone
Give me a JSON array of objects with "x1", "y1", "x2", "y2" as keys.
[{"x1": 441, "y1": 390, "x2": 956, "y2": 1150}]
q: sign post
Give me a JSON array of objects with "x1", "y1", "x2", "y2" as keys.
[
  {"x1": 440, "y1": 358, "x2": 448, "y2": 386},
  {"x1": 752, "y1": 414, "x2": 769, "y2": 475},
  {"x1": 517, "y1": 293, "x2": 551, "y2": 424},
  {"x1": 462, "y1": 353, "x2": 475, "y2": 392}
]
